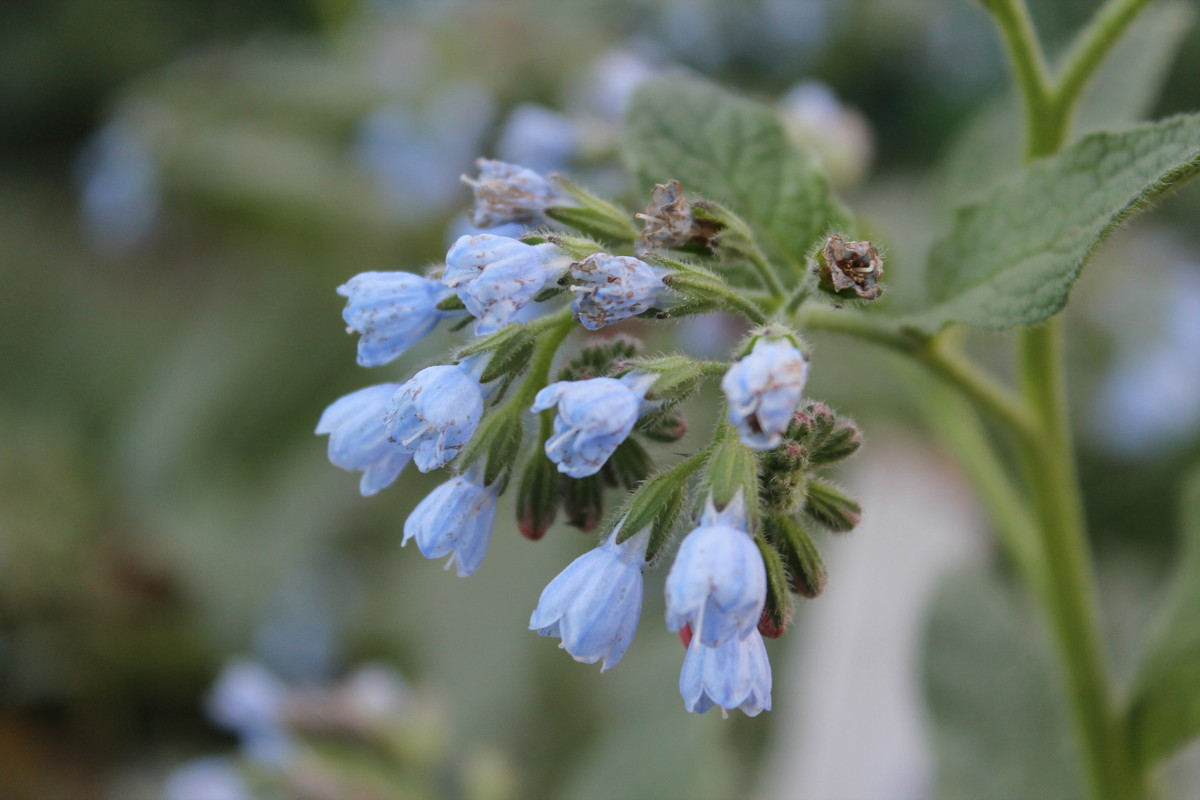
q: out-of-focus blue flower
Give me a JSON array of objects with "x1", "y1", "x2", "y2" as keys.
[
  {"x1": 679, "y1": 628, "x2": 772, "y2": 716},
  {"x1": 353, "y1": 83, "x2": 495, "y2": 220},
  {"x1": 569, "y1": 253, "x2": 667, "y2": 330},
  {"x1": 778, "y1": 80, "x2": 873, "y2": 189},
  {"x1": 316, "y1": 383, "x2": 411, "y2": 496},
  {"x1": 529, "y1": 525, "x2": 649, "y2": 671},
  {"x1": 665, "y1": 493, "x2": 765, "y2": 647},
  {"x1": 164, "y1": 756, "x2": 250, "y2": 800},
  {"x1": 496, "y1": 103, "x2": 579, "y2": 173},
  {"x1": 385, "y1": 363, "x2": 484, "y2": 472},
  {"x1": 444, "y1": 234, "x2": 568, "y2": 333},
  {"x1": 76, "y1": 119, "x2": 161, "y2": 254},
  {"x1": 462, "y1": 158, "x2": 560, "y2": 228},
  {"x1": 338, "y1": 271, "x2": 449, "y2": 367},
  {"x1": 721, "y1": 338, "x2": 809, "y2": 450},
  {"x1": 532, "y1": 376, "x2": 651, "y2": 478},
  {"x1": 205, "y1": 659, "x2": 291, "y2": 765},
  {"x1": 403, "y1": 471, "x2": 498, "y2": 576},
  {"x1": 568, "y1": 49, "x2": 659, "y2": 122}
]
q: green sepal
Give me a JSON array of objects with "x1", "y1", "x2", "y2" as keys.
[
  {"x1": 436, "y1": 294, "x2": 466, "y2": 312},
  {"x1": 755, "y1": 531, "x2": 795, "y2": 637},
  {"x1": 545, "y1": 233, "x2": 605, "y2": 262},
  {"x1": 561, "y1": 473, "x2": 604, "y2": 532},
  {"x1": 804, "y1": 478, "x2": 862, "y2": 533},
  {"x1": 610, "y1": 451, "x2": 706, "y2": 561},
  {"x1": 809, "y1": 422, "x2": 862, "y2": 466},
  {"x1": 602, "y1": 436, "x2": 653, "y2": 491},
  {"x1": 615, "y1": 354, "x2": 723, "y2": 408},
  {"x1": 702, "y1": 423, "x2": 761, "y2": 529},
  {"x1": 549, "y1": 174, "x2": 640, "y2": 244},
  {"x1": 766, "y1": 511, "x2": 827, "y2": 598},
  {"x1": 637, "y1": 408, "x2": 688, "y2": 443},
  {"x1": 532, "y1": 285, "x2": 567, "y2": 303},
  {"x1": 515, "y1": 424, "x2": 559, "y2": 541},
  {"x1": 556, "y1": 336, "x2": 641, "y2": 382},
  {"x1": 458, "y1": 406, "x2": 524, "y2": 490}
]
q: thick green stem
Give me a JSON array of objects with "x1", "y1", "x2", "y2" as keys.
[
  {"x1": 795, "y1": 306, "x2": 1035, "y2": 442},
  {"x1": 1051, "y1": 0, "x2": 1157, "y2": 144},
  {"x1": 1018, "y1": 319, "x2": 1129, "y2": 800},
  {"x1": 512, "y1": 314, "x2": 575, "y2": 406},
  {"x1": 983, "y1": 0, "x2": 1056, "y2": 157}
]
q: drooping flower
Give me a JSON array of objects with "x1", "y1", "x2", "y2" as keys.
[
  {"x1": 568, "y1": 253, "x2": 667, "y2": 330},
  {"x1": 316, "y1": 383, "x2": 411, "y2": 496},
  {"x1": 664, "y1": 493, "x2": 766, "y2": 647},
  {"x1": 679, "y1": 629, "x2": 772, "y2": 717},
  {"x1": 403, "y1": 471, "x2": 498, "y2": 577},
  {"x1": 462, "y1": 158, "x2": 560, "y2": 228},
  {"x1": 532, "y1": 375, "x2": 650, "y2": 478},
  {"x1": 338, "y1": 271, "x2": 449, "y2": 367},
  {"x1": 444, "y1": 234, "x2": 569, "y2": 333},
  {"x1": 721, "y1": 338, "x2": 809, "y2": 450},
  {"x1": 529, "y1": 526, "x2": 649, "y2": 671},
  {"x1": 385, "y1": 363, "x2": 484, "y2": 472}
]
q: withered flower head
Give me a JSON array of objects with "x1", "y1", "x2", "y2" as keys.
[{"x1": 815, "y1": 233, "x2": 884, "y2": 300}]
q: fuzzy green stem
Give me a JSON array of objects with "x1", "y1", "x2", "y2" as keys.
[
  {"x1": 1050, "y1": 0, "x2": 1156, "y2": 147},
  {"x1": 1017, "y1": 319, "x2": 1132, "y2": 800},
  {"x1": 512, "y1": 313, "x2": 575, "y2": 406},
  {"x1": 982, "y1": 0, "x2": 1056, "y2": 157},
  {"x1": 794, "y1": 307, "x2": 1036, "y2": 443}
]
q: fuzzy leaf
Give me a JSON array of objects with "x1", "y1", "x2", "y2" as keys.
[
  {"x1": 623, "y1": 76, "x2": 847, "y2": 274},
  {"x1": 909, "y1": 115, "x2": 1200, "y2": 332},
  {"x1": 1126, "y1": 469, "x2": 1200, "y2": 764}
]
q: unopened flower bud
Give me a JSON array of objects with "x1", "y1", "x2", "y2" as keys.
[
  {"x1": 516, "y1": 452, "x2": 559, "y2": 541},
  {"x1": 815, "y1": 233, "x2": 884, "y2": 300},
  {"x1": 804, "y1": 478, "x2": 862, "y2": 533},
  {"x1": 561, "y1": 473, "x2": 604, "y2": 532}
]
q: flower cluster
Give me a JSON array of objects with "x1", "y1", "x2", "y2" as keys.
[{"x1": 317, "y1": 159, "x2": 873, "y2": 715}]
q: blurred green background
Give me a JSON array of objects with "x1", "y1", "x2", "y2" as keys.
[{"x1": 2, "y1": 1, "x2": 1199, "y2": 798}]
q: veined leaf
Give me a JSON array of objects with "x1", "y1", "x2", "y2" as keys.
[
  {"x1": 623, "y1": 76, "x2": 847, "y2": 274},
  {"x1": 908, "y1": 114, "x2": 1200, "y2": 332}
]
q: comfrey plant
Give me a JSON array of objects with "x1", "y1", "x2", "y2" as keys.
[{"x1": 317, "y1": 2, "x2": 1200, "y2": 792}]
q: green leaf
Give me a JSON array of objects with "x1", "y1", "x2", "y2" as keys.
[
  {"x1": 926, "y1": 570, "x2": 1084, "y2": 800},
  {"x1": 700, "y1": 424, "x2": 760, "y2": 528},
  {"x1": 938, "y1": 1, "x2": 1194, "y2": 213},
  {"x1": 909, "y1": 114, "x2": 1200, "y2": 332},
  {"x1": 1126, "y1": 469, "x2": 1200, "y2": 764},
  {"x1": 623, "y1": 76, "x2": 847, "y2": 274}
]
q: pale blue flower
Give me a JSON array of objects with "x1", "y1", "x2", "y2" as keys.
[
  {"x1": 532, "y1": 376, "x2": 650, "y2": 478},
  {"x1": 316, "y1": 383, "x2": 412, "y2": 496},
  {"x1": 462, "y1": 158, "x2": 560, "y2": 228},
  {"x1": 403, "y1": 471, "x2": 498, "y2": 576},
  {"x1": 385, "y1": 363, "x2": 484, "y2": 472},
  {"x1": 529, "y1": 526, "x2": 649, "y2": 671},
  {"x1": 338, "y1": 271, "x2": 449, "y2": 367},
  {"x1": 496, "y1": 103, "x2": 578, "y2": 173},
  {"x1": 679, "y1": 629, "x2": 772, "y2": 716},
  {"x1": 164, "y1": 757, "x2": 249, "y2": 800},
  {"x1": 444, "y1": 234, "x2": 568, "y2": 333},
  {"x1": 665, "y1": 493, "x2": 766, "y2": 647},
  {"x1": 76, "y1": 119, "x2": 161, "y2": 254},
  {"x1": 569, "y1": 253, "x2": 667, "y2": 330},
  {"x1": 205, "y1": 659, "x2": 292, "y2": 765},
  {"x1": 721, "y1": 338, "x2": 809, "y2": 450}
]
